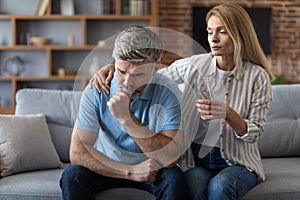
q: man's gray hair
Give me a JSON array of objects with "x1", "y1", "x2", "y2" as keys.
[{"x1": 112, "y1": 25, "x2": 163, "y2": 63}]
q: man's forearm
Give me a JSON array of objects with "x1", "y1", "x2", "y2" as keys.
[
  {"x1": 70, "y1": 128, "x2": 162, "y2": 183},
  {"x1": 121, "y1": 115, "x2": 182, "y2": 167},
  {"x1": 71, "y1": 139, "x2": 131, "y2": 179}
]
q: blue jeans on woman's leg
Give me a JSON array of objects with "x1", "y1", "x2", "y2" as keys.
[
  {"x1": 60, "y1": 164, "x2": 189, "y2": 200},
  {"x1": 207, "y1": 165, "x2": 258, "y2": 200},
  {"x1": 184, "y1": 143, "x2": 258, "y2": 200}
]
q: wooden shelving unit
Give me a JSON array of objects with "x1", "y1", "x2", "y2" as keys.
[{"x1": 0, "y1": 0, "x2": 158, "y2": 114}]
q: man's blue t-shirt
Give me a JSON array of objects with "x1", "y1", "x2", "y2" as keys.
[{"x1": 75, "y1": 73, "x2": 182, "y2": 164}]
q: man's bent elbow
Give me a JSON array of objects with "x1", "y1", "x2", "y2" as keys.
[{"x1": 69, "y1": 149, "x2": 80, "y2": 165}]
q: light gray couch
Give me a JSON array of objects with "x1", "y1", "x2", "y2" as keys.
[{"x1": 0, "y1": 84, "x2": 299, "y2": 199}]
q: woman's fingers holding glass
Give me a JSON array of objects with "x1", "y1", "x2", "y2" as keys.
[
  {"x1": 197, "y1": 100, "x2": 227, "y2": 120},
  {"x1": 197, "y1": 99, "x2": 212, "y2": 119}
]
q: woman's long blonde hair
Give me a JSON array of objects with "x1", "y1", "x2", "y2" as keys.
[{"x1": 206, "y1": 3, "x2": 275, "y2": 81}]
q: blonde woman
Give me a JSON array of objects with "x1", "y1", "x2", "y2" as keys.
[{"x1": 90, "y1": 3, "x2": 275, "y2": 199}]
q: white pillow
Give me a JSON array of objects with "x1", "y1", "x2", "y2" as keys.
[{"x1": 0, "y1": 114, "x2": 62, "y2": 177}]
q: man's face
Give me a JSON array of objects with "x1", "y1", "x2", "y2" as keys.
[{"x1": 115, "y1": 59, "x2": 157, "y2": 98}]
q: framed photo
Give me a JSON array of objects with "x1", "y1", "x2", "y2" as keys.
[{"x1": 60, "y1": 0, "x2": 74, "y2": 15}]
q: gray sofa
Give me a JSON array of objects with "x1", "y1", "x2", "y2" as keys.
[{"x1": 0, "y1": 84, "x2": 299, "y2": 199}]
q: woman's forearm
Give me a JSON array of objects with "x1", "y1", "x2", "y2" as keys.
[{"x1": 225, "y1": 106, "x2": 247, "y2": 136}]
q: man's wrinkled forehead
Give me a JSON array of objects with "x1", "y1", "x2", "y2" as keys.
[{"x1": 116, "y1": 59, "x2": 153, "y2": 72}]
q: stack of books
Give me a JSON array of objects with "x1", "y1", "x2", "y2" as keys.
[
  {"x1": 100, "y1": 0, "x2": 116, "y2": 15},
  {"x1": 128, "y1": 0, "x2": 150, "y2": 16},
  {"x1": 100, "y1": 0, "x2": 150, "y2": 15}
]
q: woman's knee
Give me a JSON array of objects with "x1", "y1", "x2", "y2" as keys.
[
  {"x1": 208, "y1": 175, "x2": 230, "y2": 196},
  {"x1": 184, "y1": 166, "x2": 212, "y2": 186},
  {"x1": 184, "y1": 167, "x2": 213, "y2": 200},
  {"x1": 208, "y1": 165, "x2": 258, "y2": 199}
]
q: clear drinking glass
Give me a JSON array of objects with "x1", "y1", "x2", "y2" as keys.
[{"x1": 196, "y1": 77, "x2": 211, "y2": 117}]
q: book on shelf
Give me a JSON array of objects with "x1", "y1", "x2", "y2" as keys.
[
  {"x1": 35, "y1": 0, "x2": 50, "y2": 16},
  {"x1": 99, "y1": 0, "x2": 150, "y2": 15},
  {"x1": 129, "y1": 0, "x2": 150, "y2": 16},
  {"x1": 121, "y1": 0, "x2": 130, "y2": 15},
  {"x1": 100, "y1": 0, "x2": 116, "y2": 15}
]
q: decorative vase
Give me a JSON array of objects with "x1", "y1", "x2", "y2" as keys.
[{"x1": 4, "y1": 55, "x2": 25, "y2": 76}]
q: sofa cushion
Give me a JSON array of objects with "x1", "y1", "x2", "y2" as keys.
[
  {"x1": 0, "y1": 169, "x2": 155, "y2": 200},
  {"x1": 259, "y1": 84, "x2": 300, "y2": 157},
  {"x1": 242, "y1": 157, "x2": 300, "y2": 200},
  {"x1": 0, "y1": 169, "x2": 64, "y2": 200},
  {"x1": 0, "y1": 114, "x2": 61, "y2": 177},
  {"x1": 15, "y1": 89, "x2": 82, "y2": 163},
  {"x1": 47, "y1": 123, "x2": 73, "y2": 163}
]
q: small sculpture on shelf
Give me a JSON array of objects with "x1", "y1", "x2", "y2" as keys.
[
  {"x1": 3, "y1": 55, "x2": 25, "y2": 76},
  {"x1": 57, "y1": 67, "x2": 76, "y2": 77}
]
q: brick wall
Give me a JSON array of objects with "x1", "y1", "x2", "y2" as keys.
[{"x1": 158, "y1": 0, "x2": 300, "y2": 83}]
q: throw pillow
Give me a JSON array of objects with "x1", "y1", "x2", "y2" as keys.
[{"x1": 0, "y1": 114, "x2": 62, "y2": 177}]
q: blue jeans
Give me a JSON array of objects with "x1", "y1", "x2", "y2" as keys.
[
  {"x1": 184, "y1": 143, "x2": 258, "y2": 200},
  {"x1": 60, "y1": 164, "x2": 189, "y2": 200}
]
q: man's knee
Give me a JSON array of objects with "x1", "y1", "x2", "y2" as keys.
[{"x1": 60, "y1": 165, "x2": 90, "y2": 187}]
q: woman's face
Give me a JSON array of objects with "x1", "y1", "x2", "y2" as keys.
[{"x1": 207, "y1": 15, "x2": 234, "y2": 57}]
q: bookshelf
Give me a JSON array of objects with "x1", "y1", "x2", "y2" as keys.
[{"x1": 0, "y1": 0, "x2": 158, "y2": 114}]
